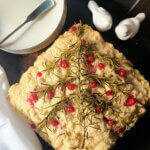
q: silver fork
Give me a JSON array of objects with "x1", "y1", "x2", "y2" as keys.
[{"x1": 0, "y1": 0, "x2": 55, "y2": 45}]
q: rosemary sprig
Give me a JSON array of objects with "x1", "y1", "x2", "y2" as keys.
[{"x1": 32, "y1": 23, "x2": 135, "y2": 148}]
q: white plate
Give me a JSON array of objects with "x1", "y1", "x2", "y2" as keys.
[{"x1": 0, "y1": 0, "x2": 67, "y2": 54}]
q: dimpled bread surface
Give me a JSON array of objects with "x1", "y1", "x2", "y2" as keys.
[{"x1": 8, "y1": 24, "x2": 150, "y2": 150}]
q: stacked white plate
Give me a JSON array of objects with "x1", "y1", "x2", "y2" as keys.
[{"x1": 0, "y1": 0, "x2": 67, "y2": 54}]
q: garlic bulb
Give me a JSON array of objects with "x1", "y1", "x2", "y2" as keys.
[
  {"x1": 88, "y1": 0, "x2": 112, "y2": 32},
  {"x1": 115, "y1": 13, "x2": 145, "y2": 40}
]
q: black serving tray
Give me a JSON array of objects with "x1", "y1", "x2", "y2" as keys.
[{"x1": 0, "y1": 0, "x2": 150, "y2": 150}]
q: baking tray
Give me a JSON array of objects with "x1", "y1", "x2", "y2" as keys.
[{"x1": 0, "y1": 0, "x2": 150, "y2": 149}]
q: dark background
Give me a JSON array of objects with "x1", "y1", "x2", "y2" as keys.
[{"x1": 0, "y1": 0, "x2": 150, "y2": 149}]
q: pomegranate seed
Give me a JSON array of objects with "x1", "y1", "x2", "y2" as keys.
[
  {"x1": 30, "y1": 124, "x2": 36, "y2": 129},
  {"x1": 125, "y1": 95, "x2": 136, "y2": 107},
  {"x1": 81, "y1": 39, "x2": 86, "y2": 46},
  {"x1": 106, "y1": 118, "x2": 116, "y2": 126},
  {"x1": 86, "y1": 55, "x2": 94, "y2": 63},
  {"x1": 116, "y1": 68, "x2": 127, "y2": 77},
  {"x1": 96, "y1": 105, "x2": 103, "y2": 113},
  {"x1": 47, "y1": 89, "x2": 55, "y2": 99},
  {"x1": 106, "y1": 90, "x2": 113, "y2": 96},
  {"x1": 50, "y1": 118, "x2": 59, "y2": 127},
  {"x1": 37, "y1": 71, "x2": 42, "y2": 77},
  {"x1": 60, "y1": 60, "x2": 69, "y2": 68},
  {"x1": 28, "y1": 92, "x2": 38, "y2": 106},
  {"x1": 70, "y1": 25, "x2": 77, "y2": 32},
  {"x1": 98, "y1": 63, "x2": 105, "y2": 70},
  {"x1": 67, "y1": 83, "x2": 76, "y2": 90},
  {"x1": 90, "y1": 81, "x2": 97, "y2": 89},
  {"x1": 66, "y1": 105, "x2": 76, "y2": 113},
  {"x1": 114, "y1": 126, "x2": 125, "y2": 134}
]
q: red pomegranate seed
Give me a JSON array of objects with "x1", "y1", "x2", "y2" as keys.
[
  {"x1": 66, "y1": 105, "x2": 76, "y2": 113},
  {"x1": 70, "y1": 25, "x2": 77, "y2": 32},
  {"x1": 106, "y1": 118, "x2": 116, "y2": 126},
  {"x1": 47, "y1": 89, "x2": 55, "y2": 99},
  {"x1": 98, "y1": 63, "x2": 105, "y2": 70},
  {"x1": 50, "y1": 118, "x2": 59, "y2": 127},
  {"x1": 67, "y1": 83, "x2": 76, "y2": 90},
  {"x1": 60, "y1": 60, "x2": 69, "y2": 68},
  {"x1": 86, "y1": 55, "x2": 94, "y2": 63},
  {"x1": 36, "y1": 71, "x2": 42, "y2": 77},
  {"x1": 28, "y1": 92, "x2": 38, "y2": 106},
  {"x1": 81, "y1": 39, "x2": 86, "y2": 46},
  {"x1": 106, "y1": 90, "x2": 113, "y2": 96},
  {"x1": 96, "y1": 105, "x2": 103, "y2": 113},
  {"x1": 125, "y1": 95, "x2": 136, "y2": 107},
  {"x1": 90, "y1": 81, "x2": 97, "y2": 89},
  {"x1": 114, "y1": 126, "x2": 125, "y2": 134},
  {"x1": 116, "y1": 68, "x2": 127, "y2": 77},
  {"x1": 30, "y1": 124, "x2": 36, "y2": 129}
]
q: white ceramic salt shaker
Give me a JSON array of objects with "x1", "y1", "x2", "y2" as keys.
[
  {"x1": 88, "y1": 0, "x2": 113, "y2": 32},
  {"x1": 115, "y1": 13, "x2": 145, "y2": 40}
]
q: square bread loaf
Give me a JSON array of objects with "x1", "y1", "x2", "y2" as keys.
[{"x1": 8, "y1": 24, "x2": 150, "y2": 150}]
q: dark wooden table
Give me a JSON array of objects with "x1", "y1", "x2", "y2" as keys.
[{"x1": 0, "y1": 0, "x2": 150, "y2": 149}]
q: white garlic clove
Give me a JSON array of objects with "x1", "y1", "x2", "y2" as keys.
[
  {"x1": 88, "y1": 0, "x2": 112, "y2": 32},
  {"x1": 115, "y1": 12, "x2": 145, "y2": 40}
]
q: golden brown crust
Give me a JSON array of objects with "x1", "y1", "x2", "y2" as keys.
[{"x1": 8, "y1": 24, "x2": 150, "y2": 150}]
